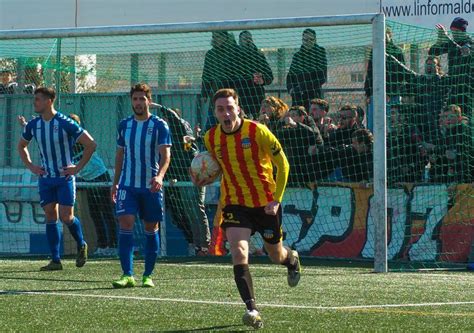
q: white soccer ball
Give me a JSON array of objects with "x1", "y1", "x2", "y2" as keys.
[{"x1": 190, "y1": 151, "x2": 222, "y2": 184}]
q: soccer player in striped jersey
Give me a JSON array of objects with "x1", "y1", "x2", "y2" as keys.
[
  {"x1": 17, "y1": 87, "x2": 96, "y2": 271},
  {"x1": 111, "y1": 83, "x2": 171, "y2": 288},
  {"x1": 191, "y1": 88, "x2": 301, "y2": 329}
]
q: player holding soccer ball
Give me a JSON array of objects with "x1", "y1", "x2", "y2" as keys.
[
  {"x1": 111, "y1": 83, "x2": 171, "y2": 288},
  {"x1": 191, "y1": 88, "x2": 301, "y2": 329}
]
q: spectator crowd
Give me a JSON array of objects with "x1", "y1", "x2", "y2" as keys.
[{"x1": 2, "y1": 17, "x2": 473, "y2": 188}]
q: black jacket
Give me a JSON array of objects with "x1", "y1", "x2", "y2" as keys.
[
  {"x1": 157, "y1": 107, "x2": 198, "y2": 181},
  {"x1": 286, "y1": 44, "x2": 327, "y2": 101},
  {"x1": 273, "y1": 121, "x2": 323, "y2": 186},
  {"x1": 429, "y1": 123, "x2": 473, "y2": 183},
  {"x1": 365, "y1": 41, "x2": 406, "y2": 98},
  {"x1": 387, "y1": 126, "x2": 424, "y2": 183},
  {"x1": 429, "y1": 35, "x2": 473, "y2": 114},
  {"x1": 201, "y1": 42, "x2": 240, "y2": 99},
  {"x1": 234, "y1": 45, "x2": 273, "y2": 117}
]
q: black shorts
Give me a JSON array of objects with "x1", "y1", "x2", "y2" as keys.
[{"x1": 221, "y1": 205, "x2": 283, "y2": 244}]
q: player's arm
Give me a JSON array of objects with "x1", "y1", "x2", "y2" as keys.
[
  {"x1": 260, "y1": 125, "x2": 289, "y2": 215},
  {"x1": 17, "y1": 121, "x2": 46, "y2": 176},
  {"x1": 17, "y1": 138, "x2": 46, "y2": 176},
  {"x1": 150, "y1": 145, "x2": 171, "y2": 193},
  {"x1": 111, "y1": 146, "x2": 124, "y2": 203},
  {"x1": 63, "y1": 132, "x2": 97, "y2": 176},
  {"x1": 150, "y1": 121, "x2": 172, "y2": 193}
]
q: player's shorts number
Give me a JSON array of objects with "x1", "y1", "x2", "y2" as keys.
[{"x1": 118, "y1": 190, "x2": 127, "y2": 201}]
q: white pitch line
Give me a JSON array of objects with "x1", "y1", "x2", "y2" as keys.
[{"x1": 0, "y1": 290, "x2": 473, "y2": 311}]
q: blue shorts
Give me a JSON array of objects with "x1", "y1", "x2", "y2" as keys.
[
  {"x1": 38, "y1": 176, "x2": 76, "y2": 207},
  {"x1": 115, "y1": 187, "x2": 163, "y2": 222}
]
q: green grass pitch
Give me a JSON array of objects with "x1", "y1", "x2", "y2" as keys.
[{"x1": 0, "y1": 258, "x2": 473, "y2": 332}]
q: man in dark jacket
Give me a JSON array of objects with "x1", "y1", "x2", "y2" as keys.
[
  {"x1": 273, "y1": 106, "x2": 323, "y2": 187},
  {"x1": 396, "y1": 55, "x2": 451, "y2": 142},
  {"x1": 365, "y1": 27, "x2": 406, "y2": 130},
  {"x1": 387, "y1": 104, "x2": 425, "y2": 184},
  {"x1": 429, "y1": 17, "x2": 473, "y2": 118},
  {"x1": 427, "y1": 104, "x2": 473, "y2": 184},
  {"x1": 235, "y1": 31, "x2": 274, "y2": 120},
  {"x1": 154, "y1": 104, "x2": 211, "y2": 255},
  {"x1": 0, "y1": 70, "x2": 17, "y2": 94},
  {"x1": 201, "y1": 31, "x2": 240, "y2": 129},
  {"x1": 286, "y1": 29, "x2": 327, "y2": 110},
  {"x1": 326, "y1": 104, "x2": 362, "y2": 148},
  {"x1": 316, "y1": 129, "x2": 373, "y2": 182}
]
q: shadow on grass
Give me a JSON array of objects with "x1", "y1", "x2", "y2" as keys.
[
  {"x1": 0, "y1": 286, "x2": 114, "y2": 295},
  {"x1": 160, "y1": 324, "x2": 245, "y2": 332},
  {"x1": 0, "y1": 275, "x2": 107, "y2": 283}
]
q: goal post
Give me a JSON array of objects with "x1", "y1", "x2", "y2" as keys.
[{"x1": 0, "y1": 14, "x2": 390, "y2": 269}]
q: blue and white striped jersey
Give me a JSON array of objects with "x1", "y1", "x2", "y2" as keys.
[
  {"x1": 22, "y1": 112, "x2": 85, "y2": 178},
  {"x1": 117, "y1": 115, "x2": 172, "y2": 189}
]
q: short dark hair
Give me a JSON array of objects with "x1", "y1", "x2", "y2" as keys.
[
  {"x1": 339, "y1": 104, "x2": 357, "y2": 117},
  {"x1": 289, "y1": 106, "x2": 307, "y2": 117},
  {"x1": 34, "y1": 87, "x2": 56, "y2": 101},
  {"x1": 212, "y1": 88, "x2": 239, "y2": 106},
  {"x1": 130, "y1": 83, "x2": 152, "y2": 100},
  {"x1": 303, "y1": 28, "x2": 316, "y2": 38},
  {"x1": 310, "y1": 98, "x2": 329, "y2": 112},
  {"x1": 352, "y1": 129, "x2": 374, "y2": 145}
]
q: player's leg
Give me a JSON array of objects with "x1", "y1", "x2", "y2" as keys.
[
  {"x1": 38, "y1": 178, "x2": 62, "y2": 271},
  {"x1": 257, "y1": 206, "x2": 301, "y2": 287},
  {"x1": 182, "y1": 185, "x2": 211, "y2": 255},
  {"x1": 226, "y1": 226, "x2": 263, "y2": 329},
  {"x1": 113, "y1": 187, "x2": 138, "y2": 288},
  {"x1": 113, "y1": 214, "x2": 136, "y2": 288},
  {"x1": 140, "y1": 191, "x2": 163, "y2": 287},
  {"x1": 142, "y1": 222, "x2": 159, "y2": 287},
  {"x1": 58, "y1": 178, "x2": 87, "y2": 267},
  {"x1": 42, "y1": 202, "x2": 63, "y2": 271},
  {"x1": 59, "y1": 205, "x2": 88, "y2": 268},
  {"x1": 263, "y1": 241, "x2": 301, "y2": 287}
]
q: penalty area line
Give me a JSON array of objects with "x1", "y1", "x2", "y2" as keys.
[{"x1": 0, "y1": 290, "x2": 473, "y2": 310}]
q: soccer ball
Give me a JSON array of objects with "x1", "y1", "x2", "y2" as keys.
[{"x1": 190, "y1": 151, "x2": 222, "y2": 184}]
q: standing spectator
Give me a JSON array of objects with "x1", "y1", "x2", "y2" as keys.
[
  {"x1": 365, "y1": 27, "x2": 406, "y2": 130},
  {"x1": 396, "y1": 55, "x2": 451, "y2": 141},
  {"x1": 326, "y1": 104, "x2": 362, "y2": 148},
  {"x1": 153, "y1": 104, "x2": 211, "y2": 256},
  {"x1": 235, "y1": 31, "x2": 274, "y2": 120},
  {"x1": 276, "y1": 106, "x2": 323, "y2": 187},
  {"x1": 201, "y1": 31, "x2": 240, "y2": 129},
  {"x1": 22, "y1": 63, "x2": 43, "y2": 94},
  {"x1": 429, "y1": 17, "x2": 473, "y2": 118},
  {"x1": 0, "y1": 69, "x2": 18, "y2": 94},
  {"x1": 286, "y1": 28, "x2": 327, "y2": 110},
  {"x1": 427, "y1": 104, "x2": 472, "y2": 183},
  {"x1": 69, "y1": 114, "x2": 118, "y2": 256},
  {"x1": 387, "y1": 105, "x2": 425, "y2": 184}
]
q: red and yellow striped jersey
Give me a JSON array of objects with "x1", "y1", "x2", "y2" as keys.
[{"x1": 204, "y1": 119, "x2": 289, "y2": 208}]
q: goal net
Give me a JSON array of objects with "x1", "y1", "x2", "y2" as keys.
[{"x1": 0, "y1": 15, "x2": 472, "y2": 270}]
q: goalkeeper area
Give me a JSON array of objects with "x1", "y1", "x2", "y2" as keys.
[
  {"x1": 1, "y1": 13, "x2": 474, "y2": 273},
  {"x1": 0, "y1": 258, "x2": 473, "y2": 331}
]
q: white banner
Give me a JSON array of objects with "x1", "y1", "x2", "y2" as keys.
[{"x1": 382, "y1": 0, "x2": 474, "y2": 28}]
